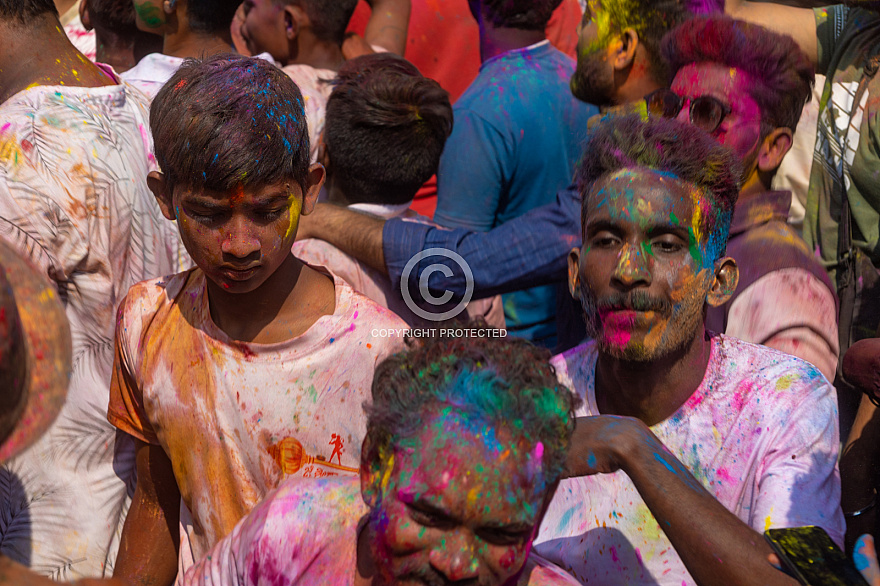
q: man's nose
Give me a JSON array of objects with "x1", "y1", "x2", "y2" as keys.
[
  {"x1": 612, "y1": 243, "x2": 651, "y2": 287},
  {"x1": 220, "y1": 217, "x2": 260, "y2": 258},
  {"x1": 429, "y1": 531, "x2": 480, "y2": 582}
]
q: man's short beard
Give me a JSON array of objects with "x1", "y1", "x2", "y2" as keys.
[
  {"x1": 576, "y1": 285, "x2": 702, "y2": 362},
  {"x1": 571, "y1": 52, "x2": 615, "y2": 107}
]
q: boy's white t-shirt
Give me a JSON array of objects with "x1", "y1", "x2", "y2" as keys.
[{"x1": 108, "y1": 268, "x2": 408, "y2": 563}]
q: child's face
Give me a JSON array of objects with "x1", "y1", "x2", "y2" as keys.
[
  {"x1": 151, "y1": 168, "x2": 324, "y2": 294},
  {"x1": 239, "y1": 0, "x2": 291, "y2": 62}
]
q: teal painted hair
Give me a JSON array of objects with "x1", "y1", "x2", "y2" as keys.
[{"x1": 365, "y1": 327, "x2": 580, "y2": 484}]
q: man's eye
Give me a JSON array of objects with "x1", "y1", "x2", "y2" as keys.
[
  {"x1": 477, "y1": 529, "x2": 530, "y2": 546},
  {"x1": 256, "y1": 209, "x2": 286, "y2": 222},
  {"x1": 652, "y1": 240, "x2": 683, "y2": 253},
  {"x1": 592, "y1": 236, "x2": 619, "y2": 248},
  {"x1": 188, "y1": 210, "x2": 222, "y2": 224},
  {"x1": 408, "y1": 508, "x2": 452, "y2": 529}
]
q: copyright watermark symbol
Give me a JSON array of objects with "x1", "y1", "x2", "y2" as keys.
[{"x1": 400, "y1": 248, "x2": 474, "y2": 321}]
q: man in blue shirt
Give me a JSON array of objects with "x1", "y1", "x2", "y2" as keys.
[
  {"x1": 433, "y1": 0, "x2": 597, "y2": 347},
  {"x1": 297, "y1": 0, "x2": 693, "y2": 350}
]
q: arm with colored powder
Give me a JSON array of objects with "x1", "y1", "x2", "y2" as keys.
[
  {"x1": 298, "y1": 184, "x2": 581, "y2": 305},
  {"x1": 841, "y1": 395, "x2": 880, "y2": 552},
  {"x1": 724, "y1": 1, "x2": 818, "y2": 66},
  {"x1": 113, "y1": 440, "x2": 181, "y2": 586},
  {"x1": 565, "y1": 415, "x2": 806, "y2": 586}
]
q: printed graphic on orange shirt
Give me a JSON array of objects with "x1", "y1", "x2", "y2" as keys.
[{"x1": 267, "y1": 435, "x2": 358, "y2": 476}]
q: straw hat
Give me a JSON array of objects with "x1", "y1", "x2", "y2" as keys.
[{"x1": 0, "y1": 238, "x2": 71, "y2": 462}]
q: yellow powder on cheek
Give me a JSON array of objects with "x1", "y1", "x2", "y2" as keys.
[{"x1": 285, "y1": 195, "x2": 302, "y2": 240}]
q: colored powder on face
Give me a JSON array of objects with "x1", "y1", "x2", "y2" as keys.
[{"x1": 285, "y1": 193, "x2": 302, "y2": 240}]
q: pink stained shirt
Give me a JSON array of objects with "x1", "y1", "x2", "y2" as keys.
[
  {"x1": 534, "y1": 334, "x2": 844, "y2": 585},
  {"x1": 183, "y1": 476, "x2": 583, "y2": 586}
]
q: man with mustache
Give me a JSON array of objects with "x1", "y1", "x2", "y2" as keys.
[
  {"x1": 535, "y1": 114, "x2": 842, "y2": 585},
  {"x1": 296, "y1": 10, "x2": 838, "y2": 384},
  {"x1": 182, "y1": 332, "x2": 583, "y2": 586}
]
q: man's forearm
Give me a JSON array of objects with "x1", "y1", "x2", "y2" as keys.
[
  {"x1": 623, "y1": 433, "x2": 798, "y2": 586},
  {"x1": 364, "y1": 0, "x2": 410, "y2": 54},
  {"x1": 302, "y1": 204, "x2": 387, "y2": 274}
]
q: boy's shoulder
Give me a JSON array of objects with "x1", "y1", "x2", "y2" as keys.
[
  {"x1": 117, "y1": 269, "x2": 200, "y2": 339},
  {"x1": 330, "y1": 272, "x2": 409, "y2": 332}
]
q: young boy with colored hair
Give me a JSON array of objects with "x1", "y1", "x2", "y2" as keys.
[{"x1": 107, "y1": 54, "x2": 407, "y2": 584}]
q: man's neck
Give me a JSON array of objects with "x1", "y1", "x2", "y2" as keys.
[
  {"x1": 205, "y1": 254, "x2": 335, "y2": 343},
  {"x1": 737, "y1": 169, "x2": 772, "y2": 203},
  {"x1": 325, "y1": 179, "x2": 353, "y2": 208},
  {"x1": 95, "y1": 28, "x2": 164, "y2": 73},
  {"x1": 477, "y1": 23, "x2": 546, "y2": 63},
  {"x1": 162, "y1": 30, "x2": 234, "y2": 60},
  {"x1": 594, "y1": 329, "x2": 712, "y2": 426},
  {"x1": 0, "y1": 15, "x2": 115, "y2": 105},
  {"x1": 287, "y1": 33, "x2": 345, "y2": 71}
]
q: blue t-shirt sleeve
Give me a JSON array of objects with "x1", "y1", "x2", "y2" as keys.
[
  {"x1": 434, "y1": 109, "x2": 512, "y2": 231},
  {"x1": 382, "y1": 184, "x2": 582, "y2": 305}
]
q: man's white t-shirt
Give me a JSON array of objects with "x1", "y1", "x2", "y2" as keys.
[{"x1": 535, "y1": 334, "x2": 844, "y2": 585}]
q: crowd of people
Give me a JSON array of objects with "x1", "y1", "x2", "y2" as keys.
[{"x1": 0, "y1": 0, "x2": 879, "y2": 584}]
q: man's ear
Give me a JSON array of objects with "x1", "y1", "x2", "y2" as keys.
[
  {"x1": 706, "y1": 256, "x2": 739, "y2": 307},
  {"x1": 568, "y1": 247, "x2": 582, "y2": 300},
  {"x1": 163, "y1": 0, "x2": 179, "y2": 16},
  {"x1": 611, "y1": 28, "x2": 640, "y2": 72},
  {"x1": 284, "y1": 4, "x2": 303, "y2": 41},
  {"x1": 756, "y1": 127, "x2": 794, "y2": 174},
  {"x1": 300, "y1": 163, "x2": 326, "y2": 216},
  {"x1": 147, "y1": 171, "x2": 177, "y2": 221},
  {"x1": 318, "y1": 133, "x2": 330, "y2": 169},
  {"x1": 79, "y1": 0, "x2": 92, "y2": 31}
]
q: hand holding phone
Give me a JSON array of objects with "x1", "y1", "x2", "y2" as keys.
[{"x1": 765, "y1": 526, "x2": 869, "y2": 586}]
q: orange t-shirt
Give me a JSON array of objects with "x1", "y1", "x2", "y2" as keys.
[{"x1": 108, "y1": 269, "x2": 407, "y2": 562}]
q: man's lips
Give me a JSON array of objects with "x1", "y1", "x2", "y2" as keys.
[{"x1": 220, "y1": 266, "x2": 260, "y2": 281}]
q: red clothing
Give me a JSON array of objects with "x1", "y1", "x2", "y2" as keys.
[
  {"x1": 348, "y1": 0, "x2": 580, "y2": 102},
  {"x1": 348, "y1": 0, "x2": 582, "y2": 218}
]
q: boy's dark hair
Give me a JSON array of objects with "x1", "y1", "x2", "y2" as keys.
[
  {"x1": 481, "y1": 0, "x2": 563, "y2": 30},
  {"x1": 365, "y1": 327, "x2": 580, "y2": 485},
  {"x1": 0, "y1": 0, "x2": 57, "y2": 24},
  {"x1": 186, "y1": 0, "x2": 242, "y2": 34},
  {"x1": 150, "y1": 54, "x2": 310, "y2": 194},
  {"x1": 578, "y1": 115, "x2": 742, "y2": 260},
  {"x1": 661, "y1": 14, "x2": 815, "y2": 132},
  {"x1": 600, "y1": 0, "x2": 694, "y2": 85},
  {"x1": 324, "y1": 53, "x2": 453, "y2": 206},
  {"x1": 87, "y1": 0, "x2": 138, "y2": 33},
  {"x1": 280, "y1": 0, "x2": 359, "y2": 45}
]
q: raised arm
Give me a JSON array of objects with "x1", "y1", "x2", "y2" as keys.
[
  {"x1": 566, "y1": 416, "x2": 800, "y2": 586},
  {"x1": 299, "y1": 184, "x2": 581, "y2": 303},
  {"x1": 725, "y1": 0, "x2": 819, "y2": 67},
  {"x1": 113, "y1": 440, "x2": 181, "y2": 586},
  {"x1": 362, "y1": 0, "x2": 410, "y2": 54}
]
